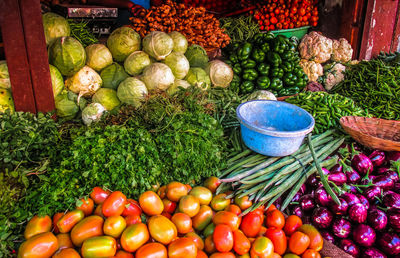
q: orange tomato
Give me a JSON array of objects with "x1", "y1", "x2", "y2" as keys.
[
  {"x1": 272, "y1": 253, "x2": 282, "y2": 258},
  {"x1": 189, "y1": 186, "x2": 213, "y2": 205},
  {"x1": 166, "y1": 182, "x2": 188, "y2": 202},
  {"x1": 234, "y1": 196, "x2": 252, "y2": 211},
  {"x1": 265, "y1": 210, "x2": 285, "y2": 230},
  {"x1": 203, "y1": 176, "x2": 220, "y2": 193},
  {"x1": 288, "y1": 232, "x2": 310, "y2": 255},
  {"x1": 233, "y1": 230, "x2": 251, "y2": 255},
  {"x1": 120, "y1": 223, "x2": 149, "y2": 252},
  {"x1": 94, "y1": 203, "x2": 104, "y2": 217},
  {"x1": 114, "y1": 250, "x2": 134, "y2": 258},
  {"x1": 204, "y1": 235, "x2": 217, "y2": 254},
  {"x1": 209, "y1": 252, "x2": 235, "y2": 258},
  {"x1": 161, "y1": 211, "x2": 172, "y2": 219},
  {"x1": 237, "y1": 254, "x2": 250, "y2": 258},
  {"x1": 297, "y1": 225, "x2": 323, "y2": 252},
  {"x1": 284, "y1": 215, "x2": 303, "y2": 236},
  {"x1": 213, "y1": 224, "x2": 233, "y2": 252},
  {"x1": 265, "y1": 204, "x2": 277, "y2": 214},
  {"x1": 139, "y1": 191, "x2": 164, "y2": 216},
  {"x1": 24, "y1": 215, "x2": 52, "y2": 240},
  {"x1": 70, "y1": 215, "x2": 104, "y2": 247},
  {"x1": 301, "y1": 249, "x2": 321, "y2": 258},
  {"x1": 250, "y1": 236, "x2": 274, "y2": 258},
  {"x1": 185, "y1": 184, "x2": 192, "y2": 192},
  {"x1": 18, "y1": 232, "x2": 58, "y2": 258},
  {"x1": 52, "y1": 213, "x2": 64, "y2": 234},
  {"x1": 186, "y1": 231, "x2": 204, "y2": 250},
  {"x1": 56, "y1": 233, "x2": 73, "y2": 250},
  {"x1": 254, "y1": 205, "x2": 266, "y2": 216},
  {"x1": 157, "y1": 185, "x2": 167, "y2": 199},
  {"x1": 163, "y1": 199, "x2": 177, "y2": 214},
  {"x1": 171, "y1": 213, "x2": 192, "y2": 234},
  {"x1": 240, "y1": 211, "x2": 263, "y2": 238},
  {"x1": 121, "y1": 199, "x2": 141, "y2": 217},
  {"x1": 179, "y1": 195, "x2": 200, "y2": 217},
  {"x1": 90, "y1": 187, "x2": 110, "y2": 204},
  {"x1": 210, "y1": 194, "x2": 230, "y2": 211},
  {"x1": 283, "y1": 254, "x2": 300, "y2": 258},
  {"x1": 81, "y1": 236, "x2": 117, "y2": 257},
  {"x1": 212, "y1": 211, "x2": 240, "y2": 231},
  {"x1": 258, "y1": 226, "x2": 267, "y2": 236},
  {"x1": 136, "y1": 242, "x2": 167, "y2": 258},
  {"x1": 224, "y1": 204, "x2": 241, "y2": 216},
  {"x1": 76, "y1": 197, "x2": 94, "y2": 216},
  {"x1": 104, "y1": 215, "x2": 127, "y2": 238},
  {"x1": 57, "y1": 210, "x2": 85, "y2": 233},
  {"x1": 102, "y1": 191, "x2": 127, "y2": 217},
  {"x1": 197, "y1": 250, "x2": 208, "y2": 258},
  {"x1": 148, "y1": 215, "x2": 177, "y2": 245},
  {"x1": 192, "y1": 205, "x2": 213, "y2": 231},
  {"x1": 52, "y1": 248, "x2": 80, "y2": 258},
  {"x1": 168, "y1": 238, "x2": 197, "y2": 258},
  {"x1": 265, "y1": 228, "x2": 287, "y2": 255},
  {"x1": 125, "y1": 214, "x2": 141, "y2": 226}
]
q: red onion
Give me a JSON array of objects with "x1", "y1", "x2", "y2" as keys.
[
  {"x1": 356, "y1": 194, "x2": 370, "y2": 211},
  {"x1": 314, "y1": 187, "x2": 333, "y2": 207},
  {"x1": 352, "y1": 152, "x2": 374, "y2": 175},
  {"x1": 378, "y1": 232, "x2": 400, "y2": 255},
  {"x1": 383, "y1": 191, "x2": 400, "y2": 209},
  {"x1": 368, "y1": 150, "x2": 386, "y2": 167},
  {"x1": 332, "y1": 218, "x2": 352, "y2": 238},
  {"x1": 330, "y1": 198, "x2": 348, "y2": 215},
  {"x1": 352, "y1": 224, "x2": 376, "y2": 247},
  {"x1": 348, "y1": 203, "x2": 367, "y2": 223},
  {"x1": 299, "y1": 194, "x2": 315, "y2": 211},
  {"x1": 361, "y1": 247, "x2": 387, "y2": 258},
  {"x1": 367, "y1": 209, "x2": 387, "y2": 231},
  {"x1": 312, "y1": 207, "x2": 333, "y2": 229},
  {"x1": 339, "y1": 239, "x2": 360, "y2": 257}
]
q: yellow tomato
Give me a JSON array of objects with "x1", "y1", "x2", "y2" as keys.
[
  {"x1": 148, "y1": 215, "x2": 178, "y2": 245},
  {"x1": 103, "y1": 215, "x2": 126, "y2": 238},
  {"x1": 120, "y1": 223, "x2": 149, "y2": 252},
  {"x1": 179, "y1": 195, "x2": 200, "y2": 217}
]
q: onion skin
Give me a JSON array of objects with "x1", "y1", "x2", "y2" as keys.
[
  {"x1": 361, "y1": 247, "x2": 387, "y2": 258},
  {"x1": 314, "y1": 187, "x2": 333, "y2": 207},
  {"x1": 348, "y1": 203, "x2": 367, "y2": 223},
  {"x1": 368, "y1": 150, "x2": 386, "y2": 167},
  {"x1": 312, "y1": 207, "x2": 333, "y2": 229},
  {"x1": 330, "y1": 198, "x2": 348, "y2": 215},
  {"x1": 339, "y1": 239, "x2": 360, "y2": 257},
  {"x1": 320, "y1": 230, "x2": 335, "y2": 243},
  {"x1": 299, "y1": 194, "x2": 315, "y2": 212},
  {"x1": 352, "y1": 224, "x2": 376, "y2": 247},
  {"x1": 332, "y1": 218, "x2": 352, "y2": 238},
  {"x1": 378, "y1": 232, "x2": 400, "y2": 255},
  {"x1": 367, "y1": 209, "x2": 387, "y2": 231},
  {"x1": 351, "y1": 153, "x2": 374, "y2": 175},
  {"x1": 342, "y1": 193, "x2": 361, "y2": 207},
  {"x1": 383, "y1": 191, "x2": 400, "y2": 209}
]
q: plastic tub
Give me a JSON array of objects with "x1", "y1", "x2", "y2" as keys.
[
  {"x1": 236, "y1": 100, "x2": 315, "y2": 156},
  {"x1": 270, "y1": 26, "x2": 310, "y2": 40}
]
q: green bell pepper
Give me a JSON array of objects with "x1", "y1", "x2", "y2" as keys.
[
  {"x1": 261, "y1": 42, "x2": 270, "y2": 53},
  {"x1": 241, "y1": 59, "x2": 257, "y2": 69},
  {"x1": 281, "y1": 62, "x2": 293, "y2": 72},
  {"x1": 270, "y1": 78, "x2": 283, "y2": 91},
  {"x1": 278, "y1": 88, "x2": 290, "y2": 96},
  {"x1": 270, "y1": 67, "x2": 284, "y2": 78},
  {"x1": 263, "y1": 32, "x2": 275, "y2": 40},
  {"x1": 242, "y1": 68, "x2": 258, "y2": 81},
  {"x1": 238, "y1": 42, "x2": 252, "y2": 61},
  {"x1": 267, "y1": 52, "x2": 282, "y2": 67},
  {"x1": 240, "y1": 80, "x2": 255, "y2": 94},
  {"x1": 256, "y1": 76, "x2": 270, "y2": 90},
  {"x1": 253, "y1": 33, "x2": 264, "y2": 45},
  {"x1": 283, "y1": 73, "x2": 295, "y2": 86},
  {"x1": 233, "y1": 63, "x2": 242, "y2": 74},
  {"x1": 257, "y1": 63, "x2": 270, "y2": 75},
  {"x1": 229, "y1": 53, "x2": 239, "y2": 64},
  {"x1": 252, "y1": 48, "x2": 265, "y2": 63},
  {"x1": 272, "y1": 35, "x2": 289, "y2": 54}
]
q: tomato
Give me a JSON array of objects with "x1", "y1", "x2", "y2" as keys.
[
  {"x1": 265, "y1": 228, "x2": 287, "y2": 255},
  {"x1": 234, "y1": 196, "x2": 252, "y2": 211},
  {"x1": 204, "y1": 235, "x2": 217, "y2": 254},
  {"x1": 212, "y1": 211, "x2": 240, "y2": 231},
  {"x1": 168, "y1": 238, "x2": 197, "y2": 258},
  {"x1": 233, "y1": 230, "x2": 251, "y2": 255},
  {"x1": 57, "y1": 210, "x2": 85, "y2": 233},
  {"x1": 185, "y1": 184, "x2": 192, "y2": 192},
  {"x1": 203, "y1": 222, "x2": 216, "y2": 237},
  {"x1": 166, "y1": 182, "x2": 188, "y2": 202},
  {"x1": 179, "y1": 195, "x2": 200, "y2": 217},
  {"x1": 90, "y1": 187, "x2": 110, "y2": 204},
  {"x1": 288, "y1": 232, "x2": 310, "y2": 255},
  {"x1": 209, "y1": 252, "x2": 235, "y2": 258},
  {"x1": 70, "y1": 215, "x2": 104, "y2": 247},
  {"x1": 102, "y1": 191, "x2": 127, "y2": 217},
  {"x1": 114, "y1": 250, "x2": 134, "y2": 258},
  {"x1": 76, "y1": 197, "x2": 95, "y2": 216},
  {"x1": 197, "y1": 250, "x2": 208, "y2": 258},
  {"x1": 203, "y1": 176, "x2": 220, "y2": 193},
  {"x1": 297, "y1": 225, "x2": 323, "y2": 252},
  {"x1": 104, "y1": 215, "x2": 127, "y2": 238},
  {"x1": 56, "y1": 233, "x2": 73, "y2": 250},
  {"x1": 163, "y1": 199, "x2": 177, "y2": 214},
  {"x1": 240, "y1": 211, "x2": 263, "y2": 238},
  {"x1": 254, "y1": 205, "x2": 265, "y2": 216},
  {"x1": 157, "y1": 185, "x2": 167, "y2": 199},
  {"x1": 24, "y1": 215, "x2": 52, "y2": 240},
  {"x1": 94, "y1": 204, "x2": 104, "y2": 217},
  {"x1": 250, "y1": 236, "x2": 274, "y2": 258},
  {"x1": 224, "y1": 204, "x2": 241, "y2": 216},
  {"x1": 186, "y1": 231, "x2": 204, "y2": 250},
  {"x1": 136, "y1": 243, "x2": 167, "y2": 258},
  {"x1": 52, "y1": 213, "x2": 64, "y2": 234},
  {"x1": 283, "y1": 254, "x2": 300, "y2": 258},
  {"x1": 18, "y1": 232, "x2": 58, "y2": 258},
  {"x1": 121, "y1": 199, "x2": 141, "y2": 217},
  {"x1": 211, "y1": 194, "x2": 230, "y2": 211},
  {"x1": 139, "y1": 191, "x2": 164, "y2": 216},
  {"x1": 161, "y1": 211, "x2": 172, "y2": 219},
  {"x1": 213, "y1": 224, "x2": 233, "y2": 252},
  {"x1": 237, "y1": 254, "x2": 250, "y2": 258},
  {"x1": 120, "y1": 223, "x2": 149, "y2": 252},
  {"x1": 272, "y1": 253, "x2": 282, "y2": 258},
  {"x1": 125, "y1": 214, "x2": 141, "y2": 226},
  {"x1": 265, "y1": 210, "x2": 285, "y2": 230},
  {"x1": 265, "y1": 204, "x2": 277, "y2": 214},
  {"x1": 299, "y1": 7, "x2": 306, "y2": 16},
  {"x1": 148, "y1": 215, "x2": 177, "y2": 245},
  {"x1": 82, "y1": 236, "x2": 117, "y2": 257},
  {"x1": 192, "y1": 205, "x2": 213, "y2": 231},
  {"x1": 284, "y1": 215, "x2": 303, "y2": 236},
  {"x1": 171, "y1": 213, "x2": 192, "y2": 234},
  {"x1": 53, "y1": 248, "x2": 80, "y2": 258},
  {"x1": 301, "y1": 249, "x2": 321, "y2": 258},
  {"x1": 189, "y1": 186, "x2": 213, "y2": 205}
]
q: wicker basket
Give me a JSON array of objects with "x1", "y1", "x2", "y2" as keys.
[{"x1": 340, "y1": 116, "x2": 400, "y2": 151}]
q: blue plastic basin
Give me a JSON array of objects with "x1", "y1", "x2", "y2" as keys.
[{"x1": 236, "y1": 100, "x2": 315, "y2": 157}]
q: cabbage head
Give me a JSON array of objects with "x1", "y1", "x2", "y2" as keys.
[
  {"x1": 85, "y1": 44, "x2": 113, "y2": 72},
  {"x1": 0, "y1": 61, "x2": 11, "y2": 89},
  {"x1": 141, "y1": 63, "x2": 175, "y2": 92},
  {"x1": 168, "y1": 31, "x2": 188, "y2": 54},
  {"x1": 0, "y1": 89, "x2": 14, "y2": 113},
  {"x1": 117, "y1": 77, "x2": 148, "y2": 107},
  {"x1": 164, "y1": 52, "x2": 189, "y2": 79},
  {"x1": 205, "y1": 60, "x2": 233, "y2": 88},
  {"x1": 185, "y1": 44, "x2": 209, "y2": 68},
  {"x1": 92, "y1": 88, "x2": 120, "y2": 111},
  {"x1": 185, "y1": 67, "x2": 211, "y2": 90},
  {"x1": 49, "y1": 36, "x2": 86, "y2": 76},
  {"x1": 49, "y1": 64, "x2": 64, "y2": 97},
  {"x1": 167, "y1": 79, "x2": 191, "y2": 95},
  {"x1": 124, "y1": 51, "x2": 151, "y2": 76},
  {"x1": 82, "y1": 103, "x2": 106, "y2": 126},
  {"x1": 107, "y1": 27, "x2": 141, "y2": 62},
  {"x1": 65, "y1": 66, "x2": 102, "y2": 98},
  {"x1": 142, "y1": 31, "x2": 173, "y2": 61},
  {"x1": 100, "y1": 63, "x2": 129, "y2": 90},
  {"x1": 42, "y1": 12, "x2": 70, "y2": 46},
  {"x1": 54, "y1": 92, "x2": 79, "y2": 119}
]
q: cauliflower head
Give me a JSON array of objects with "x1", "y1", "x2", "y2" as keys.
[
  {"x1": 332, "y1": 38, "x2": 353, "y2": 63},
  {"x1": 299, "y1": 59, "x2": 324, "y2": 82},
  {"x1": 299, "y1": 31, "x2": 333, "y2": 63}
]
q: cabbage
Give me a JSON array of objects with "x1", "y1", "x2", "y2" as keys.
[
  {"x1": 42, "y1": 12, "x2": 70, "y2": 46},
  {"x1": 168, "y1": 31, "x2": 188, "y2": 54},
  {"x1": 185, "y1": 44, "x2": 209, "y2": 68},
  {"x1": 107, "y1": 27, "x2": 141, "y2": 62},
  {"x1": 49, "y1": 64, "x2": 64, "y2": 97},
  {"x1": 141, "y1": 63, "x2": 175, "y2": 92},
  {"x1": 0, "y1": 61, "x2": 11, "y2": 89},
  {"x1": 65, "y1": 66, "x2": 102, "y2": 98},
  {"x1": 85, "y1": 44, "x2": 113, "y2": 72},
  {"x1": 117, "y1": 77, "x2": 148, "y2": 107},
  {"x1": 92, "y1": 88, "x2": 120, "y2": 111},
  {"x1": 247, "y1": 90, "x2": 277, "y2": 101},
  {"x1": 185, "y1": 67, "x2": 211, "y2": 90},
  {"x1": 124, "y1": 51, "x2": 151, "y2": 76},
  {"x1": 164, "y1": 52, "x2": 190, "y2": 79},
  {"x1": 205, "y1": 60, "x2": 233, "y2": 88},
  {"x1": 82, "y1": 103, "x2": 106, "y2": 126},
  {"x1": 49, "y1": 36, "x2": 86, "y2": 76},
  {"x1": 0, "y1": 89, "x2": 14, "y2": 113},
  {"x1": 142, "y1": 31, "x2": 174, "y2": 61},
  {"x1": 100, "y1": 63, "x2": 129, "y2": 90},
  {"x1": 54, "y1": 92, "x2": 79, "y2": 119},
  {"x1": 167, "y1": 79, "x2": 191, "y2": 95}
]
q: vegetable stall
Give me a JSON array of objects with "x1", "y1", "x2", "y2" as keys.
[{"x1": 1, "y1": 1, "x2": 400, "y2": 258}]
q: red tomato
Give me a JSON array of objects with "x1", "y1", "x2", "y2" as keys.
[
  {"x1": 90, "y1": 187, "x2": 110, "y2": 204},
  {"x1": 125, "y1": 214, "x2": 141, "y2": 226},
  {"x1": 171, "y1": 213, "x2": 192, "y2": 234},
  {"x1": 121, "y1": 199, "x2": 141, "y2": 217},
  {"x1": 18, "y1": 232, "x2": 58, "y2": 258},
  {"x1": 163, "y1": 199, "x2": 177, "y2": 214},
  {"x1": 114, "y1": 250, "x2": 134, "y2": 258},
  {"x1": 52, "y1": 213, "x2": 63, "y2": 234},
  {"x1": 186, "y1": 231, "x2": 204, "y2": 250},
  {"x1": 213, "y1": 224, "x2": 233, "y2": 252},
  {"x1": 209, "y1": 252, "x2": 235, "y2": 258},
  {"x1": 179, "y1": 195, "x2": 200, "y2": 217},
  {"x1": 284, "y1": 215, "x2": 303, "y2": 236},
  {"x1": 24, "y1": 215, "x2": 52, "y2": 240},
  {"x1": 265, "y1": 228, "x2": 287, "y2": 255},
  {"x1": 258, "y1": 226, "x2": 267, "y2": 236},
  {"x1": 168, "y1": 238, "x2": 197, "y2": 258},
  {"x1": 203, "y1": 176, "x2": 221, "y2": 193},
  {"x1": 57, "y1": 210, "x2": 85, "y2": 233},
  {"x1": 250, "y1": 236, "x2": 274, "y2": 258},
  {"x1": 166, "y1": 182, "x2": 188, "y2": 202},
  {"x1": 197, "y1": 250, "x2": 208, "y2": 258},
  {"x1": 265, "y1": 204, "x2": 277, "y2": 214},
  {"x1": 94, "y1": 204, "x2": 104, "y2": 217},
  {"x1": 225, "y1": 204, "x2": 241, "y2": 216},
  {"x1": 213, "y1": 211, "x2": 240, "y2": 231},
  {"x1": 56, "y1": 233, "x2": 73, "y2": 250},
  {"x1": 240, "y1": 211, "x2": 263, "y2": 238},
  {"x1": 161, "y1": 211, "x2": 172, "y2": 219},
  {"x1": 288, "y1": 231, "x2": 310, "y2": 255},
  {"x1": 265, "y1": 210, "x2": 285, "y2": 230},
  {"x1": 299, "y1": 7, "x2": 306, "y2": 16},
  {"x1": 70, "y1": 215, "x2": 104, "y2": 247},
  {"x1": 76, "y1": 197, "x2": 94, "y2": 216},
  {"x1": 120, "y1": 223, "x2": 149, "y2": 252},
  {"x1": 297, "y1": 224, "x2": 323, "y2": 252},
  {"x1": 204, "y1": 235, "x2": 217, "y2": 254},
  {"x1": 102, "y1": 191, "x2": 127, "y2": 217},
  {"x1": 104, "y1": 215, "x2": 127, "y2": 238},
  {"x1": 139, "y1": 191, "x2": 164, "y2": 216},
  {"x1": 136, "y1": 243, "x2": 167, "y2": 258},
  {"x1": 233, "y1": 230, "x2": 251, "y2": 255}
]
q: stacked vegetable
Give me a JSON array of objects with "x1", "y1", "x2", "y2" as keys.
[{"x1": 226, "y1": 32, "x2": 307, "y2": 96}]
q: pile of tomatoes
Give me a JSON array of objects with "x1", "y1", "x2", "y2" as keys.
[
  {"x1": 251, "y1": 0, "x2": 319, "y2": 31},
  {"x1": 18, "y1": 176, "x2": 324, "y2": 258}
]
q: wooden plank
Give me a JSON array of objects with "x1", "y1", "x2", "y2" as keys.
[
  {"x1": 0, "y1": 0, "x2": 36, "y2": 113},
  {"x1": 391, "y1": 1, "x2": 400, "y2": 52},
  {"x1": 19, "y1": 0, "x2": 55, "y2": 113}
]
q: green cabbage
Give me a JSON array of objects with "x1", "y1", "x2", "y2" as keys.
[
  {"x1": 117, "y1": 77, "x2": 148, "y2": 107},
  {"x1": 42, "y1": 12, "x2": 70, "y2": 46},
  {"x1": 142, "y1": 31, "x2": 174, "y2": 61},
  {"x1": 164, "y1": 52, "x2": 190, "y2": 79},
  {"x1": 124, "y1": 51, "x2": 151, "y2": 76},
  {"x1": 85, "y1": 44, "x2": 113, "y2": 72},
  {"x1": 0, "y1": 61, "x2": 11, "y2": 89},
  {"x1": 167, "y1": 79, "x2": 191, "y2": 95},
  {"x1": 82, "y1": 103, "x2": 106, "y2": 126},
  {"x1": 49, "y1": 64, "x2": 64, "y2": 97},
  {"x1": 54, "y1": 92, "x2": 79, "y2": 119},
  {"x1": 141, "y1": 63, "x2": 175, "y2": 92},
  {"x1": 0, "y1": 89, "x2": 14, "y2": 113},
  {"x1": 100, "y1": 63, "x2": 129, "y2": 90},
  {"x1": 107, "y1": 27, "x2": 141, "y2": 62},
  {"x1": 65, "y1": 66, "x2": 102, "y2": 98},
  {"x1": 168, "y1": 31, "x2": 188, "y2": 54},
  {"x1": 185, "y1": 44, "x2": 209, "y2": 68},
  {"x1": 205, "y1": 60, "x2": 233, "y2": 88},
  {"x1": 92, "y1": 88, "x2": 120, "y2": 111},
  {"x1": 185, "y1": 67, "x2": 211, "y2": 90}
]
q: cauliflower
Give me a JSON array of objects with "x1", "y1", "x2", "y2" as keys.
[
  {"x1": 299, "y1": 31, "x2": 333, "y2": 63},
  {"x1": 299, "y1": 59, "x2": 324, "y2": 82},
  {"x1": 332, "y1": 38, "x2": 353, "y2": 62},
  {"x1": 320, "y1": 63, "x2": 346, "y2": 91}
]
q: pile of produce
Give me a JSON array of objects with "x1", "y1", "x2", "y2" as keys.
[
  {"x1": 220, "y1": 16, "x2": 260, "y2": 44},
  {"x1": 226, "y1": 32, "x2": 307, "y2": 96},
  {"x1": 18, "y1": 180, "x2": 324, "y2": 258},
  {"x1": 67, "y1": 20, "x2": 99, "y2": 48},
  {"x1": 129, "y1": 0, "x2": 230, "y2": 51}
]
